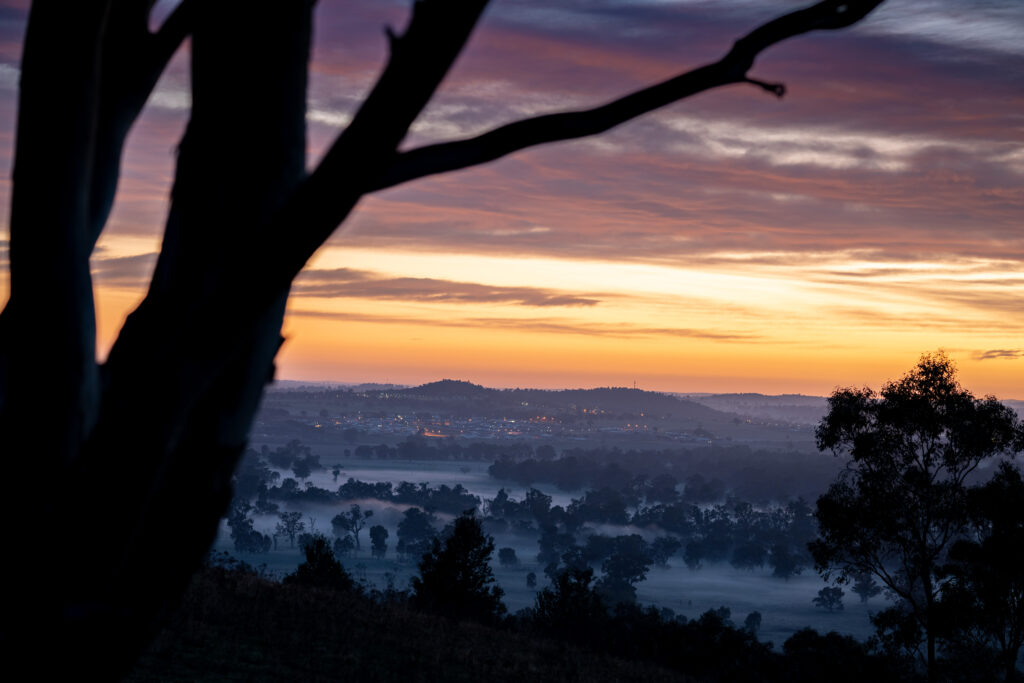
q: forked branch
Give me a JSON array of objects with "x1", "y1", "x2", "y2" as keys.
[{"x1": 366, "y1": 0, "x2": 884, "y2": 193}]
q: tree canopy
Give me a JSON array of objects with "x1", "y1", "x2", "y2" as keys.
[
  {"x1": 811, "y1": 352, "x2": 1024, "y2": 678},
  {"x1": 410, "y1": 511, "x2": 506, "y2": 624}
]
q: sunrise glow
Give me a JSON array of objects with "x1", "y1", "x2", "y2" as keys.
[{"x1": 1, "y1": 0, "x2": 1022, "y2": 396}]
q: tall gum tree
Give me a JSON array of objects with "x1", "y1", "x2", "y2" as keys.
[
  {"x1": 810, "y1": 352, "x2": 1024, "y2": 681},
  {"x1": 0, "y1": 0, "x2": 885, "y2": 676}
]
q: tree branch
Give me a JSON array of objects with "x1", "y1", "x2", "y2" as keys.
[
  {"x1": 264, "y1": 0, "x2": 491, "y2": 281},
  {"x1": 86, "y1": 0, "x2": 196, "y2": 248},
  {"x1": 151, "y1": 0, "x2": 195, "y2": 70},
  {"x1": 367, "y1": 0, "x2": 884, "y2": 193}
]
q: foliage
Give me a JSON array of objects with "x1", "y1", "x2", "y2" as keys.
[
  {"x1": 813, "y1": 586, "x2": 844, "y2": 612},
  {"x1": 498, "y1": 547, "x2": 518, "y2": 567},
  {"x1": 330, "y1": 504, "x2": 373, "y2": 549},
  {"x1": 226, "y1": 505, "x2": 272, "y2": 554},
  {"x1": 410, "y1": 511, "x2": 506, "y2": 624},
  {"x1": 596, "y1": 535, "x2": 652, "y2": 606},
  {"x1": 290, "y1": 451, "x2": 321, "y2": 480},
  {"x1": 782, "y1": 628, "x2": 905, "y2": 683},
  {"x1": 283, "y1": 534, "x2": 355, "y2": 592},
  {"x1": 396, "y1": 507, "x2": 438, "y2": 559},
  {"x1": 274, "y1": 511, "x2": 305, "y2": 548},
  {"x1": 369, "y1": 524, "x2": 389, "y2": 559},
  {"x1": 852, "y1": 571, "x2": 882, "y2": 604},
  {"x1": 811, "y1": 352, "x2": 1023, "y2": 675},
  {"x1": 332, "y1": 535, "x2": 355, "y2": 558},
  {"x1": 937, "y1": 461, "x2": 1024, "y2": 683},
  {"x1": 533, "y1": 566, "x2": 608, "y2": 638}
]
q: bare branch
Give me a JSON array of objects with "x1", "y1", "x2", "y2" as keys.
[
  {"x1": 265, "y1": 0, "x2": 490, "y2": 281},
  {"x1": 744, "y1": 77, "x2": 786, "y2": 97},
  {"x1": 367, "y1": 0, "x2": 884, "y2": 193},
  {"x1": 86, "y1": 0, "x2": 196, "y2": 247},
  {"x1": 151, "y1": 0, "x2": 195, "y2": 70}
]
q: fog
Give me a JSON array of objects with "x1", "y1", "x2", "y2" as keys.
[{"x1": 216, "y1": 455, "x2": 887, "y2": 648}]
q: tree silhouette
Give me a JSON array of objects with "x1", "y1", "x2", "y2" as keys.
[
  {"x1": 851, "y1": 571, "x2": 882, "y2": 604},
  {"x1": 0, "y1": 0, "x2": 886, "y2": 675},
  {"x1": 813, "y1": 586, "x2": 845, "y2": 612},
  {"x1": 369, "y1": 524, "x2": 389, "y2": 559},
  {"x1": 283, "y1": 534, "x2": 356, "y2": 592},
  {"x1": 938, "y1": 462, "x2": 1024, "y2": 683},
  {"x1": 275, "y1": 510, "x2": 306, "y2": 549},
  {"x1": 331, "y1": 504, "x2": 374, "y2": 550},
  {"x1": 410, "y1": 511, "x2": 506, "y2": 623},
  {"x1": 533, "y1": 566, "x2": 607, "y2": 639},
  {"x1": 810, "y1": 352, "x2": 1024, "y2": 680}
]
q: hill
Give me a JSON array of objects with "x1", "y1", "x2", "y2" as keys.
[{"x1": 127, "y1": 565, "x2": 691, "y2": 683}]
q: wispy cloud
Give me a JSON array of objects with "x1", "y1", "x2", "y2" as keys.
[
  {"x1": 91, "y1": 252, "x2": 157, "y2": 286},
  {"x1": 288, "y1": 308, "x2": 758, "y2": 342},
  {"x1": 294, "y1": 267, "x2": 604, "y2": 307},
  {"x1": 973, "y1": 349, "x2": 1024, "y2": 361},
  {"x1": 656, "y1": 113, "x2": 979, "y2": 173}
]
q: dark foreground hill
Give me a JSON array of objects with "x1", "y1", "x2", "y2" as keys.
[{"x1": 126, "y1": 565, "x2": 691, "y2": 683}]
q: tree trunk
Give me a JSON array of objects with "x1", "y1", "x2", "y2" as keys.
[
  {"x1": 35, "y1": 4, "x2": 312, "y2": 678},
  {"x1": 1, "y1": 2, "x2": 109, "y2": 673}
]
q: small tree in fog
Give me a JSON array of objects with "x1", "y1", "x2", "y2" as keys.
[
  {"x1": 852, "y1": 572, "x2": 882, "y2": 604},
  {"x1": 410, "y1": 511, "x2": 506, "y2": 623},
  {"x1": 769, "y1": 542, "x2": 803, "y2": 581},
  {"x1": 498, "y1": 547, "x2": 518, "y2": 567},
  {"x1": 369, "y1": 524, "x2": 389, "y2": 559},
  {"x1": 651, "y1": 536, "x2": 683, "y2": 568},
  {"x1": 814, "y1": 586, "x2": 845, "y2": 612},
  {"x1": 283, "y1": 534, "x2": 355, "y2": 592},
  {"x1": 744, "y1": 611, "x2": 762, "y2": 634},
  {"x1": 226, "y1": 505, "x2": 272, "y2": 554},
  {"x1": 596, "y1": 535, "x2": 652, "y2": 606},
  {"x1": 397, "y1": 507, "x2": 438, "y2": 559},
  {"x1": 275, "y1": 511, "x2": 305, "y2": 549},
  {"x1": 533, "y1": 566, "x2": 607, "y2": 637},
  {"x1": 333, "y1": 534, "x2": 355, "y2": 558},
  {"x1": 331, "y1": 504, "x2": 373, "y2": 550}
]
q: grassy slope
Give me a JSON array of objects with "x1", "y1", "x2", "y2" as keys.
[{"x1": 126, "y1": 567, "x2": 692, "y2": 683}]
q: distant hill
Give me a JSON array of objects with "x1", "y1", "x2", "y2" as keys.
[
  {"x1": 392, "y1": 381, "x2": 727, "y2": 422},
  {"x1": 398, "y1": 379, "x2": 492, "y2": 399},
  {"x1": 681, "y1": 393, "x2": 828, "y2": 427},
  {"x1": 684, "y1": 393, "x2": 1024, "y2": 427}
]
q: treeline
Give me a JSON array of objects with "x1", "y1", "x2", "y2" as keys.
[
  {"x1": 243, "y1": 435, "x2": 843, "y2": 503},
  {"x1": 347, "y1": 437, "x2": 535, "y2": 462},
  {"x1": 152, "y1": 515, "x2": 908, "y2": 683},
  {"x1": 232, "y1": 440, "x2": 482, "y2": 514},
  {"x1": 484, "y1": 487, "x2": 818, "y2": 583},
  {"x1": 488, "y1": 446, "x2": 843, "y2": 503},
  {"x1": 230, "y1": 442, "x2": 822, "y2": 580}
]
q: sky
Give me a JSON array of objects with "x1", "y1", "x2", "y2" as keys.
[{"x1": 0, "y1": 0, "x2": 1022, "y2": 397}]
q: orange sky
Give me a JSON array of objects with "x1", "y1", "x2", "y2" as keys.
[{"x1": 1, "y1": 1, "x2": 1023, "y2": 397}]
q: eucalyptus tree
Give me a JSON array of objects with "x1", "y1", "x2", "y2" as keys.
[
  {"x1": 811, "y1": 352, "x2": 1023, "y2": 680},
  {"x1": 0, "y1": 0, "x2": 886, "y2": 675}
]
